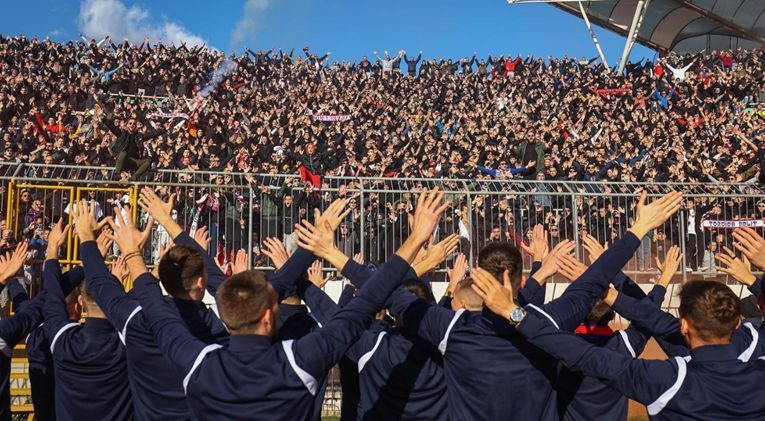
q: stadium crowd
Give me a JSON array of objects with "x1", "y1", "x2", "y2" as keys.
[
  {"x1": 1, "y1": 188, "x2": 765, "y2": 421},
  {"x1": 1, "y1": 35, "x2": 765, "y2": 273},
  {"x1": 0, "y1": 35, "x2": 764, "y2": 183}
]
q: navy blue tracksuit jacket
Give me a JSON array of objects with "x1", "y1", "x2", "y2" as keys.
[
  {"x1": 300, "y1": 276, "x2": 447, "y2": 421},
  {"x1": 555, "y1": 284, "x2": 665, "y2": 421},
  {"x1": 27, "y1": 268, "x2": 85, "y2": 421},
  {"x1": 277, "y1": 301, "x2": 326, "y2": 421},
  {"x1": 609, "y1": 280, "x2": 765, "y2": 361},
  {"x1": 386, "y1": 232, "x2": 644, "y2": 421},
  {"x1": 24, "y1": 268, "x2": 86, "y2": 421},
  {"x1": 81, "y1": 233, "x2": 317, "y2": 420},
  {"x1": 42, "y1": 259, "x2": 133, "y2": 421},
  {"x1": 0, "y1": 279, "x2": 51, "y2": 421},
  {"x1": 132, "y1": 253, "x2": 413, "y2": 420},
  {"x1": 519, "y1": 310, "x2": 765, "y2": 420}
]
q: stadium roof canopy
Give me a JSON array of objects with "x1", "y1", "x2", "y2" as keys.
[{"x1": 510, "y1": 0, "x2": 765, "y2": 54}]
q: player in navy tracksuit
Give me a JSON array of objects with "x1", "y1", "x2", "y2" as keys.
[
  {"x1": 42, "y1": 218, "x2": 133, "y2": 421},
  {"x1": 492, "y1": 279, "x2": 765, "y2": 420},
  {"x1": 301, "y1": 273, "x2": 448, "y2": 421},
  {"x1": 555, "y1": 284, "x2": 663, "y2": 421},
  {"x1": 385, "y1": 191, "x2": 682, "y2": 421},
  {"x1": 606, "y1": 276, "x2": 765, "y2": 361},
  {"x1": 612, "y1": 243, "x2": 765, "y2": 363},
  {"x1": 313, "y1": 235, "x2": 538, "y2": 421},
  {"x1": 278, "y1": 291, "x2": 326, "y2": 421},
  {"x1": 112, "y1": 188, "x2": 450, "y2": 420},
  {"x1": 26, "y1": 270, "x2": 83, "y2": 421},
  {"x1": 0, "y1": 241, "x2": 81, "y2": 421},
  {"x1": 337, "y1": 284, "x2": 361, "y2": 421},
  {"x1": 77, "y1": 189, "x2": 319, "y2": 420},
  {"x1": 552, "y1": 246, "x2": 682, "y2": 421},
  {"x1": 0, "y1": 278, "x2": 51, "y2": 421}
]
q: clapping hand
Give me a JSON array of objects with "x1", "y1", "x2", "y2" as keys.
[
  {"x1": 716, "y1": 246, "x2": 757, "y2": 286},
  {"x1": 262, "y1": 237, "x2": 290, "y2": 271},
  {"x1": 520, "y1": 224, "x2": 548, "y2": 262},
  {"x1": 0, "y1": 241, "x2": 28, "y2": 284},
  {"x1": 307, "y1": 260, "x2": 332, "y2": 288},
  {"x1": 733, "y1": 227, "x2": 765, "y2": 271}
]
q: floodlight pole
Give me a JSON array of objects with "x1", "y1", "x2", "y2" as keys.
[
  {"x1": 616, "y1": 0, "x2": 650, "y2": 75},
  {"x1": 577, "y1": 1, "x2": 609, "y2": 68}
]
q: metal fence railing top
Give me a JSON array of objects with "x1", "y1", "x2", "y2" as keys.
[{"x1": 1, "y1": 163, "x2": 763, "y2": 292}]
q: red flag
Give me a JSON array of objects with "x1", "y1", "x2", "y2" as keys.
[{"x1": 299, "y1": 166, "x2": 321, "y2": 188}]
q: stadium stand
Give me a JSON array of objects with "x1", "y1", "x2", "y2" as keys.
[{"x1": 2, "y1": 34, "x2": 765, "y2": 420}]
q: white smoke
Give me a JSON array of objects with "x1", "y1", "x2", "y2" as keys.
[
  {"x1": 198, "y1": 56, "x2": 239, "y2": 99},
  {"x1": 231, "y1": 0, "x2": 269, "y2": 47},
  {"x1": 77, "y1": 0, "x2": 207, "y2": 46}
]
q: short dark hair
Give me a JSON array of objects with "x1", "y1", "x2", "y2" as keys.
[
  {"x1": 401, "y1": 279, "x2": 435, "y2": 303},
  {"x1": 584, "y1": 300, "x2": 615, "y2": 326},
  {"x1": 477, "y1": 242, "x2": 523, "y2": 294},
  {"x1": 158, "y1": 244, "x2": 206, "y2": 297},
  {"x1": 216, "y1": 270, "x2": 274, "y2": 332},
  {"x1": 679, "y1": 280, "x2": 740, "y2": 341}
]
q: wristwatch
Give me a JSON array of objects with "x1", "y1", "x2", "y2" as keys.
[{"x1": 508, "y1": 307, "x2": 527, "y2": 326}]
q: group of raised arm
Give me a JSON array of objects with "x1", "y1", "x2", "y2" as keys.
[{"x1": 6, "y1": 187, "x2": 765, "y2": 420}]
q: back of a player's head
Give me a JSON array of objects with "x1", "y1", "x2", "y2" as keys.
[
  {"x1": 216, "y1": 270, "x2": 276, "y2": 334},
  {"x1": 78, "y1": 280, "x2": 102, "y2": 314},
  {"x1": 452, "y1": 277, "x2": 483, "y2": 312},
  {"x1": 679, "y1": 280, "x2": 740, "y2": 341},
  {"x1": 584, "y1": 300, "x2": 615, "y2": 326},
  {"x1": 66, "y1": 288, "x2": 82, "y2": 321},
  {"x1": 158, "y1": 244, "x2": 206, "y2": 298},
  {"x1": 402, "y1": 279, "x2": 435, "y2": 303},
  {"x1": 477, "y1": 242, "x2": 523, "y2": 292}
]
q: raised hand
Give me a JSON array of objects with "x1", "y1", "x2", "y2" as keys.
[
  {"x1": 657, "y1": 245, "x2": 682, "y2": 288},
  {"x1": 231, "y1": 249, "x2": 249, "y2": 275},
  {"x1": 534, "y1": 240, "x2": 575, "y2": 282},
  {"x1": 716, "y1": 245, "x2": 756, "y2": 286},
  {"x1": 629, "y1": 191, "x2": 683, "y2": 239},
  {"x1": 557, "y1": 253, "x2": 588, "y2": 282},
  {"x1": 471, "y1": 267, "x2": 517, "y2": 319},
  {"x1": 138, "y1": 186, "x2": 177, "y2": 226},
  {"x1": 193, "y1": 226, "x2": 211, "y2": 252},
  {"x1": 307, "y1": 260, "x2": 332, "y2": 288},
  {"x1": 97, "y1": 227, "x2": 114, "y2": 258},
  {"x1": 521, "y1": 224, "x2": 548, "y2": 262},
  {"x1": 111, "y1": 255, "x2": 128, "y2": 281},
  {"x1": 315, "y1": 198, "x2": 351, "y2": 232},
  {"x1": 261, "y1": 237, "x2": 289, "y2": 270},
  {"x1": 46, "y1": 218, "x2": 70, "y2": 259},
  {"x1": 733, "y1": 226, "x2": 765, "y2": 271},
  {"x1": 294, "y1": 219, "x2": 337, "y2": 260},
  {"x1": 106, "y1": 205, "x2": 144, "y2": 255},
  {"x1": 73, "y1": 199, "x2": 110, "y2": 242},
  {"x1": 582, "y1": 234, "x2": 606, "y2": 264},
  {"x1": 414, "y1": 234, "x2": 460, "y2": 277},
  {"x1": 390, "y1": 188, "x2": 451, "y2": 265},
  {"x1": 352, "y1": 253, "x2": 365, "y2": 265},
  {"x1": 447, "y1": 253, "x2": 468, "y2": 295},
  {"x1": 0, "y1": 241, "x2": 29, "y2": 284}
]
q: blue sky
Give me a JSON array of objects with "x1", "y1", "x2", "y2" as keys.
[{"x1": 0, "y1": 0, "x2": 656, "y2": 64}]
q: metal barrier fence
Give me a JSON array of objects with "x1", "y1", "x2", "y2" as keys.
[{"x1": 2, "y1": 162, "x2": 764, "y2": 286}]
